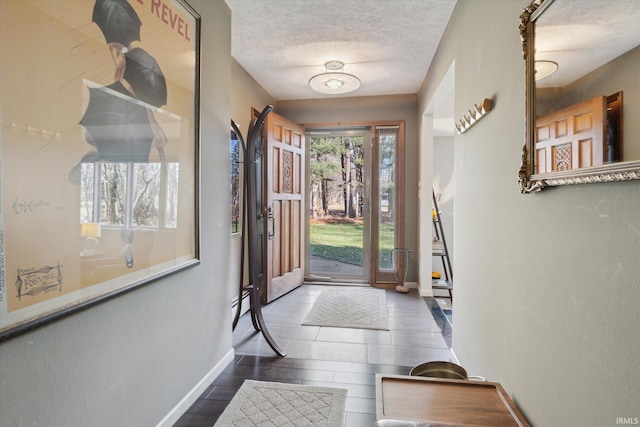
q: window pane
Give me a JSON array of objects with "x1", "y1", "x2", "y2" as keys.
[
  {"x1": 378, "y1": 129, "x2": 397, "y2": 270},
  {"x1": 80, "y1": 163, "x2": 95, "y2": 224},
  {"x1": 133, "y1": 163, "x2": 161, "y2": 227},
  {"x1": 100, "y1": 163, "x2": 128, "y2": 226},
  {"x1": 164, "y1": 163, "x2": 179, "y2": 228},
  {"x1": 308, "y1": 134, "x2": 365, "y2": 276}
]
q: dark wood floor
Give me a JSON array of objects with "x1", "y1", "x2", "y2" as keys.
[{"x1": 173, "y1": 285, "x2": 453, "y2": 426}]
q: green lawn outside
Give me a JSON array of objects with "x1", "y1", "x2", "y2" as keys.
[
  {"x1": 378, "y1": 222, "x2": 395, "y2": 269},
  {"x1": 310, "y1": 221, "x2": 395, "y2": 268}
]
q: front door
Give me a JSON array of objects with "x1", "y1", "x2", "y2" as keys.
[
  {"x1": 304, "y1": 122, "x2": 404, "y2": 286},
  {"x1": 263, "y1": 111, "x2": 305, "y2": 302}
]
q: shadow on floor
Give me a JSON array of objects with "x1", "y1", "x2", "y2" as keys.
[{"x1": 174, "y1": 284, "x2": 454, "y2": 427}]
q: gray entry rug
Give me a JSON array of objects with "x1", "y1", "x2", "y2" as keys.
[
  {"x1": 213, "y1": 380, "x2": 347, "y2": 427},
  {"x1": 302, "y1": 287, "x2": 389, "y2": 330}
]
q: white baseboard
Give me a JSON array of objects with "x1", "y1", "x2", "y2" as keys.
[
  {"x1": 156, "y1": 348, "x2": 235, "y2": 427},
  {"x1": 417, "y1": 281, "x2": 434, "y2": 297}
]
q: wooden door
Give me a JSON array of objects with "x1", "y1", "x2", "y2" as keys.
[
  {"x1": 264, "y1": 111, "x2": 305, "y2": 302},
  {"x1": 535, "y1": 95, "x2": 606, "y2": 173}
]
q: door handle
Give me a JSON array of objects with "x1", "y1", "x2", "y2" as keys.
[{"x1": 267, "y1": 206, "x2": 275, "y2": 239}]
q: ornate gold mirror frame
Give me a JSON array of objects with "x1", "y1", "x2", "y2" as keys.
[{"x1": 518, "y1": 0, "x2": 640, "y2": 193}]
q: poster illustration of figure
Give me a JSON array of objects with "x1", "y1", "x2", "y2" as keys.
[
  {"x1": 0, "y1": 0, "x2": 199, "y2": 339},
  {"x1": 76, "y1": 0, "x2": 171, "y2": 270},
  {"x1": 77, "y1": 0, "x2": 168, "y2": 167}
]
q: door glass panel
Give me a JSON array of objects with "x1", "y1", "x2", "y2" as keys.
[
  {"x1": 230, "y1": 129, "x2": 241, "y2": 234},
  {"x1": 308, "y1": 132, "x2": 368, "y2": 280},
  {"x1": 377, "y1": 127, "x2": 398, "y2": 271},
  {"x1": 255, "y1": 133, "x2": 265, "y2": 279}
]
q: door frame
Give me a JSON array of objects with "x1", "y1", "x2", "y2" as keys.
[{"x1": 303, "y1": 121, "x2": 405, "y2": 287}]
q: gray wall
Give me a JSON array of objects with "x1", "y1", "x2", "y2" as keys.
[
  {"x1": 231, "y1": 59, "x2": 276, "y2": 134},
  {"x1": 419, "y1": 1, "x2": 640, "y2": 425},
  {"x1": 0, "y1": 2, "x2": 235, "y2": 425},
  {"x1": 278, "y1": 95, "x2": 420, "y2": 282}
]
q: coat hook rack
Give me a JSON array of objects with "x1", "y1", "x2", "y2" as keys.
[{"x1": 455, "y1": 98, "x2": 493, "y2": 134}]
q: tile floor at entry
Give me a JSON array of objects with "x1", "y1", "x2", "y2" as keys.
[{"x1": 174, "y1": 284, "x2": 453, "y2": 426}]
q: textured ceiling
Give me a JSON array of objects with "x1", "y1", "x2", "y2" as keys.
[
  {"x1": 535, "y1": 0, "x2": 640, "y2": 88},
  {"x1": 224, "y1": 0, "x2": 457, "y2": 100}
]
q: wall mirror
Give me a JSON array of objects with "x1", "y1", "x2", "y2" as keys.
[{"x1": 519, "y1": 0, "x2": 640, "y2": 192}]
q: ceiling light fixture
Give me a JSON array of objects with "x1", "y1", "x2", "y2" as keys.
[
  {"x1": 534, "y1": 60, "x2": 558, "y2": 81},
  {"x1": 309, "y1": 61, "x2": 360, "y2": 94}
]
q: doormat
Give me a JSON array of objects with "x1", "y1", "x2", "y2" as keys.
[
  {"x1": 302, "y1": 287, "x2": 389, "y2": 330},
  {"x1": 214, "y1": 380, "x2": 347, "y2": 427}
]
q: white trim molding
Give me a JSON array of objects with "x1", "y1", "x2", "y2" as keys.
[{"x1": 156, "y1": 349, "x2": 235, "y2": 427}]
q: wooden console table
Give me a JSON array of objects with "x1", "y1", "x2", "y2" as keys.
[{"x1": 376, "y1": 374, "x2": 530, "y2": 426}]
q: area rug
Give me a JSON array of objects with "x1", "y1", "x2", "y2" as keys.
[
  {"x1": 301, "y1": 287, "x2": 389, "y2": 330},
  {"x1": 214, "y1": 380, "x2": 347, "y2": 427}
]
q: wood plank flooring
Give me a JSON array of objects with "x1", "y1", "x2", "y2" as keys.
[{"x1": 173, "y1": 285, "x2": 453, "y2": 426}]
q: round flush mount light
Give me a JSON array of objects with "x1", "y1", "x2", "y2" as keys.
[
  {"x1": 309, "y1": 61, "x2": 361, "y2": 94},
  {"x1": 534, "y1": 60, "x2": 558, "y2": 81}
]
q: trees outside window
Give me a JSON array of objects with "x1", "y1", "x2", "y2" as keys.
[
  {"x1": 80, "y1": 162, "x2": 178, "y2": 229},
  {"x1": 309, "y1": 135, "x2": 364, "y2": 219}
]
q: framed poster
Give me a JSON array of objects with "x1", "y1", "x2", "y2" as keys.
[{"x1": 0, "y1": 0, "x2": 201, "y2": 341}]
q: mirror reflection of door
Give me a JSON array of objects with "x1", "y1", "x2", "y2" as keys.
[
  {"x1": 533, "y1": 0, "x2": 639, "y2": 171},
  {"x1": 306, "y1": 128, "x2": 371, "y2": 284}
]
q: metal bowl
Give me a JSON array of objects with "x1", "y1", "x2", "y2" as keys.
[{"x1": 409, "y1": 361, "x2": 468, "y2": 380}]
